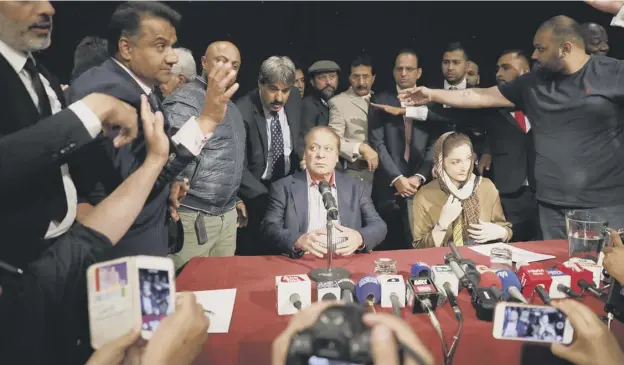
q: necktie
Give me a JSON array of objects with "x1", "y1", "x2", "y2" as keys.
[
  {"x1": 514, "y1": 110, "x2": 527, "y2": 133},
  {"x1": 269, "y1": 113, "x2": 285, "y2": 180},
  {"x1": 23, "y1": 57, "x2": 52, "y2": 117},
  {"x1": 452, "y1": 217, "x2": 464, "y2": 247},
  {"x1": 403, "y1": 116, "x2": 412, "y2": 162},
  {"x1": 148, "y1": 92, "x2": 162, "y2": 112}
]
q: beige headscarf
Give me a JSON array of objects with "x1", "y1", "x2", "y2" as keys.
[{"x1": 433, "y1": 132, "x2": 481, "y2": 239}]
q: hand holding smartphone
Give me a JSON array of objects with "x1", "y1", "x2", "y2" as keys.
[{"x1": 492, "y1": 302, "x2": 574, "y2": 345}]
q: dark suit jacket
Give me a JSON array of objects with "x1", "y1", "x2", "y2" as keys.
[
  {"x1": 235, "y1": 87, "x2": 303, "y2": 200},
  {"x1": 301, "y1": 94, "x2": 329, "y2": 136},
  {"x1": 262, "y1": 171, "x2": 387, "y2": 254},
  {"x1": 368, "y1": 89, "x2": 440, "y2": 199},
  {"x1": 67, "y1": 58, "x2": 196, "y2": 257},
  {"x1": 0, "y1": 53, "x2": 95, "y2": 267}
]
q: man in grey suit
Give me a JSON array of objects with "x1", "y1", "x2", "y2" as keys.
[
  {"x1": 262, "y1": 126, "x2": 386, "y2": 258},
  {"x1": 329, "y1": 55, "x2": 378, "y2": 188},
  {"x1": 163, "y1": 41, "x2": 246, "y2": 269}
]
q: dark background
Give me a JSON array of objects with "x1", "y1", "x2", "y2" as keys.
[{"x1": 42, "y1": 1, "x2": 623, "y2": 93}]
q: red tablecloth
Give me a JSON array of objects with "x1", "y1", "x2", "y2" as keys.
[{"x1": 177, "y1": 240, "x2": 624, "y2": 365}]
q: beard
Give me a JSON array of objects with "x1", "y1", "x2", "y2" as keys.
[
  {"x1": 320, "y1": 86, "x2": 335, "y2": 101},
  {"x1": 0, "y1": 13, "x2": 53, "y2": 53}
]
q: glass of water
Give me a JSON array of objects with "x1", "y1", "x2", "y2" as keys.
[
  {"x1": 565, "y1": 210, "x2": 610, "y2": 260},
  {"x1": 490, "y1": 246, "x2": 513, "y2": 270}
]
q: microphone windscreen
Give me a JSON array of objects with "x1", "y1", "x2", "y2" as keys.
[
  {"x1": 337, "y1": 278, "x2": 355, "y2": 292},
  {"x1": 319, "y1": 180, "x2": 331, "y2": 194},
  {"x1": 496, "y1": 269, "x2": 522, "y2": 292},
  {"x1": 480, "y1": 271, "x2": 502, "y2": 290},
  {"x1": 356, "y1": 275, "x2": 381, "y2": 304},
  {"x1": 410, "y1": 262, "x2": 432, "y2": 277}
]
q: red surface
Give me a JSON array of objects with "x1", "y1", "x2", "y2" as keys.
[{"x1": 177, "y1": 240, "x2": 624, "y2": 365}]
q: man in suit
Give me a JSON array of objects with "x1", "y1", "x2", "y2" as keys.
[
  {"x1": 368, "y1": 49, "x2": 438, "y2": 250},
  {"x1": 236, "y1": 55, "x2": 303, "y2": 255},
  {"x1": 466, "y1": 60, "x2": 480, "y2": 87},
  {"x1": 262, "y1": 126, "x2": 386, "y2": 257},
  {"x1": 328, "y1": 55, "x2": 378, "y2": 187},
  {"x1": 478, "y1": 50, "x2": 539, "y2": 242},
  {"x1": 301, "y1": 60, "x2": 340, "y2": 136},
  {"x1": 294, "y1": 61, "x2": 306, "y2": 98},
  {"x1": 0, "y1": 0, "x2": 140, "y2": 268},
  {"x1": 68, "y1": 1, "x2": 239, "y2": 258}
]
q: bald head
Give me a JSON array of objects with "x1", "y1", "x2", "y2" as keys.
[
  {"x1": 537, "y1": 15, "x2": 585, "y2": 48},
  {"x1": 201, "y1": 41, "x2": 241, "y2": 79},
  {"x1": 581, "y1": 22, "x2": 609, "y2": 56}
]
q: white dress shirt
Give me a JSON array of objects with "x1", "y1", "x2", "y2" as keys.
[
  {"x1": 112, "y1": 58, "x2": 212, "y2": 156},
  {"x1": 0, "y1": 39, "x2": 103, "y2": 239},
  {"x1": 611, "y1": 6, "x2": 624, "y2": 27},
  {"x1": 261, "y1": 103, "x2": 292, "y2": 180},
  {"x1": 306, "y1": 171, "x2": 344, "y2": 250}
]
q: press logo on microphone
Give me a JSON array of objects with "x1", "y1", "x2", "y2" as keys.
[
  {"x1": 358, "y1": 276, "x2": 378, "y2": 286},
  {"x1": 412, "y1": 279, "x2": 429, "y2": 286},
  {"x1": 497, "y1": 271, "x2": 508, "y2": 278},
  {"x1": 434, "y1": 266, "x2": 452, "y2": 272},
  {"x1": 280, "y1": 275, "x2": 306, "y2": 283},
  {"x1": 387, "y1": 278, "x2": 400, "y2": 283}
]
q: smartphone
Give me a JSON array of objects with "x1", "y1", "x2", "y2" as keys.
[
  {"x1": 492, "y1": 303, "x2": 573, "y2": 344},
  {"x1": 137, "y1": 257, "x2": 175, "y2": 339}
]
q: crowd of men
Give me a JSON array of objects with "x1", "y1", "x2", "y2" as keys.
[{"x1": 2, "y1": 0, "x2": 624, "y2": 365}]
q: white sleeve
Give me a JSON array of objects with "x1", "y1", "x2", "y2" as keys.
[
  {"x1": 68, "y1": 101, "x2": 102, "y2": 138},
  {"x1": 171, "y1": 116, "x2": 213, "y2": 156},
  {"x1": 405, "y1": 106, "x2": 429, "y2": 121}
]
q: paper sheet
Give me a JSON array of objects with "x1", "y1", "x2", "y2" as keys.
[
  {"x1": 190, "y1": 289, "x2": 237, "y2": 333},
  {"x1": 468, "y1": 242, "x2": 556, "y2": 263}
]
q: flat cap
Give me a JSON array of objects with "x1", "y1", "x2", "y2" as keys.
[{"x1": 308, "y1": 60, "x2": 340, "y2": 74}]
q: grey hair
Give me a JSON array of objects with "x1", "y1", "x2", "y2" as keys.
[
  {"x1": 171, "y1": 48, "x2": 197, "y2": 80},
  {"x1": 258, "y1": 56, "x2": 296, "y2": 87}
]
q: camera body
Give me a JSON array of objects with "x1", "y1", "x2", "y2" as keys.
[{"x1": 286, "y1": 304, "x2": 396, "y2": 365}]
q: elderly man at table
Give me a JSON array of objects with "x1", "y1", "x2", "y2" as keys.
[{"x1": 262, "y1": 126, "x2": 387, "y2": 258}]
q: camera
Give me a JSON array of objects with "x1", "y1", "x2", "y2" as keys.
[{"x1": 286, "y1": 304, "x2": 401, "y2": 365}]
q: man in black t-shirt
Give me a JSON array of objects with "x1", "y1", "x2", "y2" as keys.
[{"x1": 398, "y1": 15, "x2": 624, "y2": 240}]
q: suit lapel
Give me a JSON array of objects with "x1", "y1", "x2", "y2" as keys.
[
  {"x1": 0, "y1": 53, "x2": 41, "y2": 134},
  {"x1": 291, "y1": 172, "x2": 309, "y2": 231},
  {"x1": 499, "y1": 109, "x2": 524, "y2": 132},
  {"x1": 348, "y1": 88, "x2": 368, "y2": 114},
  {"x1": 335, "y1": 172, "x2": 353, "y2": 227},
  {"x1": 251, "y1": 91, "x2": 269, "y2": 156},
  {"x1": 38, "y1": 63, "x2": 66, "y2": 108}
]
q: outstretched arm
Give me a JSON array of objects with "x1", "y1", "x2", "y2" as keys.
[{"x1": 400, "y1": 86, "x2": 515, "y2": 109}]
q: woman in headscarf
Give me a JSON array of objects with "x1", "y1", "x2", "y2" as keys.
[{"x1": 411, "y1": 132, "x2": 512, "y2": 248}]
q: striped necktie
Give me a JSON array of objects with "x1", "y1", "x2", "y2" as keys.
[{"x1": 452, "y1": 217, "x2": 464, "y2": 247}]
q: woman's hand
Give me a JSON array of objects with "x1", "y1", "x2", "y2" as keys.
[{"x1": 468, "y1": 220, "x2": 508, "y2": 243}]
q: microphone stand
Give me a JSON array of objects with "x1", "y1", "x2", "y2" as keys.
[{"x1": 310, "y1": 210, "x2": 350, "y2": 282}]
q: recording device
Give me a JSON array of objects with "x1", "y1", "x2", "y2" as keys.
[
  {"x1": 545, "y1": 269, "x2": 581, "y2": 299},
  {"x1": 496, "y1": 269, "x2": 529, "y2": 304},
  {"x1": 445, "y1": 253, "x2": 498, "y2": 321},
  {"x1": 492, "y1": 303, "x2": 574, "y2": 344},
  {"x1": 517, "y1": 264, "x2": 552, "y2": 299},
  {"x1": 379, "y1": 275, "x2": 406, "y2": 316},
  {"x1": 286, "y1": 304, "x2": 421, "y2": 365},
  {"x1": 87, "y1": 256, "x2": 176, "y2": 348},
  {"x1": 555, "y1": 263, "x2": 594, "y2": 293},
  {"x1": 337, "y1": 278, "x2": 355, "y2": 303},
  {"x1": 319, "y1": 181, "x2": 338, "y2": 220},
  {"x1": 407, "y1": 277, "x2": 441, "y2": 314},
  {"x1": 431, "y1": 265, "x2": 459, "y2": 297},
  {"x1": 355, "y1": 276, "x2": 381, "y2": 312},
  {"x1": 276, "y1": 275, "x2": 312, "y2": 315},
  {"x1": 317, "y1": 281, "x2": 341, "y2": 301},
  {"x1": 410, "y1": 262, "x2": 432, "y2": 277}
]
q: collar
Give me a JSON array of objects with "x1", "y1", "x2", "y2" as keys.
[
  {"x1": 444, "y1": 78, "x2": 467, "y2": 90},
  {"x1": 307, "y1": 170, "x2": 336, "y2": 188},
  {"x1": 112, "y1": 57, "x2": 153, "y2": 94},
  {"x1": 0, "y1": 39, "x2": 31, "y2": 74},
  {"x1": 320, "y1": 98, "x2": 328, "y2": 107}
]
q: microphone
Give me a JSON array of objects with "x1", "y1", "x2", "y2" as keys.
[
  {"x1": 379, "y1": 275, "x2": 406, "y2": 317},
  {"x1": 443, "y1": 282, "x2": 462, "y2": 320},
  {"x1": 317, "y1": 281, "x2": 341, "y2": 301},
  {"x1": 276, "y1": 274, "x2": 312, "y2": 315},
  {"x1": 406, "y1": 277, "x2": 441, "y2": 314},
  {"x1": 356, "y1": 275, "x2": 381, "y2": 312},
  {"x1": 555, "y1": 263, "x2": 595, "y2": 294},
  {"x1": 431, "y1": 265, "x2": 459, "y2": 297},
  {"x1": 546, "y1": 269, "x2": 581, "y2": 299},
  {"x1": 496, "y1": 269, "x2": 529, "y2": 303},
  {"x1": 410, "y1": 262, "x2": 432, "y2": 277},
  {"x1": 319, "y1": 181, "x2": 338, "y2": 220},
  {"x1": 517, "y1": 264, "x2": 553, "y2": 299},
  {"x1": 535, "y1": 285, "x2": 552, "y2": 305},
  {"x1": 568, "y1": 258, "x2": 603, "y2": 287},
  {"x1": 337, "y1": 278, "x2": 355, "y2": 303},
  {"x1": 579, "y1": 279, "x2": 604, "y2": 298}
]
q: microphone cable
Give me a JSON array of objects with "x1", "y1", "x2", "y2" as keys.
[
  {"x1": 446, "y1": 308, "x2": 463, "y2": 365},
  {"x1": 420, "y1": 299, "x2": 449, "y2": 365}
]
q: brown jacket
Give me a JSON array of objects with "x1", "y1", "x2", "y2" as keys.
[{"x1": 411, "y1": 177, "x2": 512, "y2": 249}]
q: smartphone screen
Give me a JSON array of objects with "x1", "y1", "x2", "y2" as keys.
[
  {"x1": 139, "y1": 268, "x2": 172, "y2": 333},
  {"x1": 493, "y1": 303, "x2": 573, "y2": 344}
]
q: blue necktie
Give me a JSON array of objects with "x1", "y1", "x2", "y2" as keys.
[{"x1": 270, "y1": 112, "x2": 285, "y2": 180}]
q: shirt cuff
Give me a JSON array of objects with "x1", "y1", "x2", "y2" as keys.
[
  {"x1": 405, "y1": 106, "x2": 429, "y2": 121},
  {"x1": 612, "y1": 5, "x2": 624, "y2": 27},
  {"x1": 390, "y1": 175, "x2": 403, "y2": 187},
  {"x1": 69, "y1": 101, "x2": 102, "y2": 139},
  {"x1": 171, "y1": 116, "x2": 213, "y2": 156},
  {"x1": 353, "y1": 142, "x2": 362, "y2": 159},
  {"x1": 414, "y1": 174, "x2": 426, "y2": 184}
]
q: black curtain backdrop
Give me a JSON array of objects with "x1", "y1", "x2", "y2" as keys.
[{"x1": 42, "y1": 1, "x2": 623, "y2": 93}]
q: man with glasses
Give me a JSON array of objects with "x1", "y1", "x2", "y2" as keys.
[{"x1": 301, "y1": 60, "x2": 340, "y2": 136}]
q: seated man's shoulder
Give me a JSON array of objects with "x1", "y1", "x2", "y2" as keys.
[
  {"x1": 70, "y1": 62, "x2": 139, "y2": 104},
  {"x1": 270, "y1": 174, "x2": 297, "y2": 190},
  {"x1": 164, "y1": 80, "x2": 204, "y2": 105}
]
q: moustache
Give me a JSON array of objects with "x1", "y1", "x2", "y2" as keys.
[
  {"x1": 271, "y1": 102, "x2": 283, "y2": 106},
  {"x1": 30, "y1": 16, "x2": 52, "y2": 29}
]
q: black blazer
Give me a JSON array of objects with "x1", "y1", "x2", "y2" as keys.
[
  {"x1": 368, "y1": 89, "x2": 438, "y2": 194},
  {"x1": 235, "y1": 88, "x2": 303, "y2": 200},
  {"x1": 0, "y1": 53, "x2": 95, "y2": 266},
  {"x1": 67, "y1": 58, "x2": 196, "y2": 257},
  {"x1": 301, "y1": 94, "x2": 329, "y2": 136}
]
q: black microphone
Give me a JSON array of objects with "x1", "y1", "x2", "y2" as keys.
[
  {"x1": 443, "y1": 282, "x2": 462, "y2": 320},
  {"x1": 557, "y1": 284, "x2": 583, "y2": 298},
  {"x1": 535, "y1": 285, "x2": 552, "y2": 305},
  {"x1": 290, "y1": 293, "x2": 303, "y2": 310},
  {"x1": 445, "y1": 252, "x2": 497, "y2": 321},
  {"x1": 579, "y1": 279, "x2": 604, "y2": 299},
  {"x1": 337, "y1": 278, "x2": 355, "y2": 303},
  {"x1": 319, "y1": 181, "x2": 338, "y2": 220}
]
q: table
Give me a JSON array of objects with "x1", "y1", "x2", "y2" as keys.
[{"x1": 177, "y1": 241, "x2": 624, "y2": 365}]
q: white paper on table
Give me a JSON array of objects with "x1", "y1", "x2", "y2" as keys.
[
  {"x1": 468, "y1": 242, "x2": 556, "y2": 263},
  {"x1": 189, "y1": 289, "x2": 237, "y2": 333}
]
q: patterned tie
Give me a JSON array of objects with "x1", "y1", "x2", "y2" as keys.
[
  {"x1": 452, "y1": 217, "x2": 464, "y2": 247},
  {"x1": 23, "y1": 57, "x2": 52, "y2": 117},
  {"x1": 269, "y1": 112, "x2": 285, "y2": 180}
]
